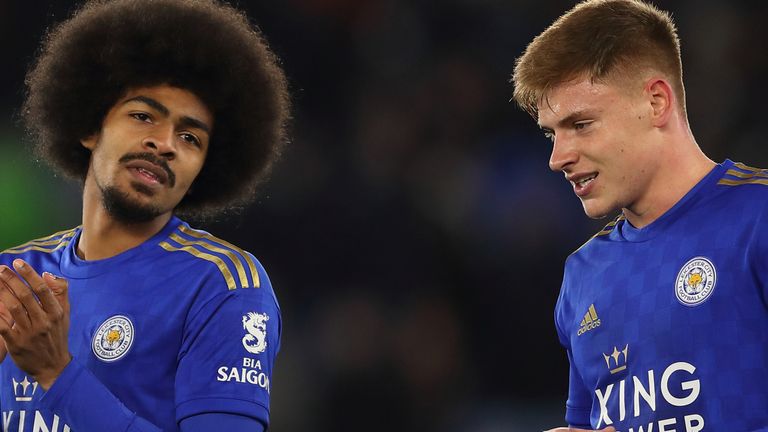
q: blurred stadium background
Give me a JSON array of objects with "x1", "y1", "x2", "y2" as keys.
[{"x1": 2, "y1": 0, "x2": 767, "y2": 430}]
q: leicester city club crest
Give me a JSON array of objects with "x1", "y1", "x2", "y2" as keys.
[
  {"x1": 675, "y1": 257, "x2": 716, "y2": 306},
  {"x1": 92, "y1": 315, "x2": 135, "y2": 362}
]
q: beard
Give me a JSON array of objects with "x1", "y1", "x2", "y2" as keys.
[{"x1": 101, "y1": 183, "x2": 165, "y2": 224}]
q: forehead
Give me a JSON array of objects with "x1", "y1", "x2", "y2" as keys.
[
  {"x1": 116, "y1": 85, "x2": 213, "y2": 126},
  {"x1": 537, "y1": 78, "x2": 622, "y2": 126}
]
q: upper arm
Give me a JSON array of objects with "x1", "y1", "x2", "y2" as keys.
[
  {"x1": 555, "y1": 267, "x2": 592, "y2": 428},
  {"x1": 174, "y1": 261, "x2": 282, "y2": 427},
  {"x1": 565, "y1": 349, "x2": 593, "y2": 428}
]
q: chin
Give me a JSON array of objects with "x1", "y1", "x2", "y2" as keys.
[
  {"x1": 102, "y1": 185, "x2": 166, "y2": 224},
  {"x1": 581, "y1": 200, "x2": 615, "y2": 220}
]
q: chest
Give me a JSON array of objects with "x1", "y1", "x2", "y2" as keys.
[
  {"x1": 566, "y1": 238, "x2": 768, "y2": 392},
  {"x1": 65, "y1": 276, "x2": 194, "y2": 372}
]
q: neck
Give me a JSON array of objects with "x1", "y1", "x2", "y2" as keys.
[
  {"x1": 623, "y1": 122, "x2": 715, "y2": 228},
  {"x1": 78, "y1": 177, "x2": 172, "y2": 261}
]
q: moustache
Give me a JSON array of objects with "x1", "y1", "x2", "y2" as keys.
[{"x1": 119, "y1": 153, "x2": 176, "y2": 187}]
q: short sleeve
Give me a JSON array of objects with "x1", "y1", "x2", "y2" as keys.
[
  {"x1": 753, "y1": 204, "x2": 768, "y2": 301},
  {"x1": 554, "y1": 265, "x2": 592, "y2": 428},
  {"x1": 564, "y1": 349, "x2": 592, "y2": 428},
  {"x1": 174, "y1": 276, "x2": 281, "y2": 425}
]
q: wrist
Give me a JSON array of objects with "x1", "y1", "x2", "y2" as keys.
[{"x1": 35, "y1": 355, "x2": 73, "y2": 390}]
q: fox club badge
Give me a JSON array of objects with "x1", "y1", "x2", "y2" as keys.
[
  {"x1": 92, "y1": 315, "x2": 135, "y2": 362},
  {"x1": 675, "y1": 257, "x2": 716, "y2": 306}
]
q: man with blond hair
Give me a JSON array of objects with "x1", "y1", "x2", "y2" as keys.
[{"x1": 513, "y1": 0, "x2": 768, "y2": 431}]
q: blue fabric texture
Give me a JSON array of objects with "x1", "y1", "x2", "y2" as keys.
[
  {"x1": 0, "y1": 217, "x2": 281, "y2": 431},
  {"x1": 557, "y1": 160, "x2": 768, "y2": 430}
]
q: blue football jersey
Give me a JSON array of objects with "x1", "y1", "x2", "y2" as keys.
[
  {"x1": 556, "y1": 160, "x2": 768, "y2": 431},
  {"x1": 0, "y1": 216, "x2": 281, "y2": 431}
]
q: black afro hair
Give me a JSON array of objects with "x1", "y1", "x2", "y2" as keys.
[{"x1": 23, "y1": 0, "x2": 291, "y2": 218}]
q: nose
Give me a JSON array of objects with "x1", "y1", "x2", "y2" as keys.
[
  {"x1": 548, "y1": 135, "x2": 578, "y2": 173},
  {"x1": 142, "y1": 125, "x2": 176, "y2": 160}
]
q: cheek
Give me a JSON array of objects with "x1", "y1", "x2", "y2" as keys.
[
  {"x1": 179, "y1": 157, "x2": 207, "y2": 187},
  {"x1": 89, "y1": 146, "x2": 110, "y2": 176}
]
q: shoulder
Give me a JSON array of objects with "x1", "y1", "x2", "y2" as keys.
[
  {"x1": 716, "y1": 162, "x2": 768, "y2": 197},
  {"x1": 1, "y1": 226, "x2": 80, "y2": 261},
  {"x1": 558, "y1": 216, "x2": 623, "y2": 302},
  {"x1": 710, "y1": 161, "x2": 768, "y2": 226},
  {"x1": 156, "y1": 222, "x2": 270, "y2": 293},
  {"x1": 567, "y1": 214, "x2": 624, "y2": 261}
]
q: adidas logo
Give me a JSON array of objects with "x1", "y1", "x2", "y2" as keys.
[{"x1": 577, "y1": 304, "x2": 601, "y2": 336}]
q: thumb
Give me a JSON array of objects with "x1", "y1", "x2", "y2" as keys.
[{"x1": 43, "y1": 272, "x2": 70, "y2": 313}]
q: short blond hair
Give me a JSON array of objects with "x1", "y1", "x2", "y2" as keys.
[{"x1": 512, "y1": 0, "x2": 685, "y2": 117}]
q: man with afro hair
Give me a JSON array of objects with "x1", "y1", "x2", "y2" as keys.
[{"x1": 0, "y1": 1, "x2": 290, "y2": 431}]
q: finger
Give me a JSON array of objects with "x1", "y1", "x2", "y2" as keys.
[
  {"x1": 10, "y1": 259, "x2": 52, "y2": 322},
  {"x1": 0, "y1": 298, "x2": 18, "y2": 346},
  {"x1": 0, "y1": 266, "x2": 32, "y2": 329},
  {"x1": 13, "y1": 259, "x2": 61, "y2": 319},
  {"x1": 0, "y1": 302, "x2": 14, "y2": 362},
  {"x1": 43, "y1": 272, "x2": 69, "y2": 315},
  {"x1": 0, "y1": 336, "x2": 7, "y2": 362},
  {"x1": 0, "y1": 301, "x2": 14, "y2": 329}
]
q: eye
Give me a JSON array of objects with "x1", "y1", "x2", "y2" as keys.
[
  {"x1": 179, "y1": 132, "x2": 202, "y2": 147},
  {"x1": 130, "y1": 112, "x2": 152, "y2": 123},
  {"x1": 543, "y1": 130, "x2": 555, "y2": 142},
  {"x1": 574, "y1": 120, "x2": 593, "y2": 130}
]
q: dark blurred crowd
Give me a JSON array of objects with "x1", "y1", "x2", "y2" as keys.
[{"x1": 2, "y1": 0, "x2": 768, "y2": 430}]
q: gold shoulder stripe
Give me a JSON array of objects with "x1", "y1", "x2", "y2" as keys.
[
  {"x1": 734, "y1": 162, "x2": 766, "y2": 173},
  {"x1": 3, "y1": 240, "x2": 71, "y2": 255},
  {"x1": 178, "y1": 225, "x2": 260, "y2": 288},
  {"x1": 169, "y1": 232, "x2": 249, "y2": 288},
  {"x1": 718, "y1": 178, "x2": 768, "y2": 187},
  {"x1": 572, "y1": 214, "x2": 624, "y2": 255},
  {"x1": 723, "y1": 169, "x2": 768, "y2": 180},
  {"x1": 596, "y1": 215, "x2": 625, "y2": 237},
  {"x1": 27, "y1": 227, "x2": 78, "y2": 243},
  {"x1": 159, "y1": 241, "x2": 237, "y2": 290},
  {"x1": 9, "y1": 232, "x2": 77, "y2": 249},
  {"x1": 6, "y1": 227, "x2": 79, "y2": 249},
  {"x1": 4, "y1": 228, "x2": 77, "y2": 253}
]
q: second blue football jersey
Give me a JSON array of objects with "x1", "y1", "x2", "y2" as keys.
[{"x1": 556, "y1": 160, "x2": 768, "y2": 431}]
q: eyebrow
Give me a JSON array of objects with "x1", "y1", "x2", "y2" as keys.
[
  {"x1": 539, "y1": 110, "x2": 591, "y2": 132},
  {"x1": 124, "y1": 95, "x2": 211, "y2": 134}
]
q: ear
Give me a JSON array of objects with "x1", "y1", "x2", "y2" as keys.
[
  {"x1": 80, "y1": 133, "x2": 98, "y2": 151},
  {"x1": 645, "y1": 78, "x2": 675, "y2": 127}
]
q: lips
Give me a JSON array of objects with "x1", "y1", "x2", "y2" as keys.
[
  {"x1": 567, "y1": 172, "x2": 598, "y2": 197},
  {"x1": 125, "y1": 159, "x2": 169, "y2": 185}
]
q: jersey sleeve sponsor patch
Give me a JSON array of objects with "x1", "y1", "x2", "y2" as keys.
[
  {"x1": 215, "y1": 311, "x2": 273, "y2": 393},
  {"x1": 175, "y1": 290, "x2": 281, "y2": 422}
]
